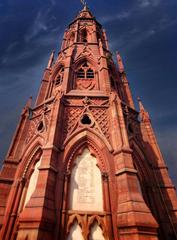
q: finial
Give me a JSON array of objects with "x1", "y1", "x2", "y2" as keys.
[
  {"x1": 137, "y1": 97, "x2": 145, "y2": 112},
  {"x1": 116, "y1": 51, "x2": 125, "y2": 73},
  {"x1": 47, "y1": 50, "x2": 55, "y2": 68},
  {"x1": 137, "y1": 97, "x2": 151, "y2": 122},
  {"x1": 80, "y1": 0, "x2": 87, "y2": 7},
  {"x1": 21, "y1": 96, "x2": 32, "y2": 116},
  {"x1": 26, "y1": 96, "x2": 32, "y2": 108},
  {"x1": 138, "y1": 97, "x2": 145, "y2": 112}
]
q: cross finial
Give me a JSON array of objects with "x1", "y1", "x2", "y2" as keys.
[{"x1": 80, "y1": 0, "x2": 87, "y2": 7}]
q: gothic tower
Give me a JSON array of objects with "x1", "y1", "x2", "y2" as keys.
[{"x1": 0, "y1": 5, "x2": 177, "y2": 240}]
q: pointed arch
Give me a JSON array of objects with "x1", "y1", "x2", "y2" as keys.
[
  {"x1": 88, "y1": 218, "x2": 106, "y2": 240},
  {"x1": 67, "y1": 214, "x2": 84, "y2": 234},
  {"x1": 63, "y1": 129, "x2": 113, "y2": 174},
  {"x1": 24, "y1": 133, "x2": 44, "y2": 153},
  {"x1": 55, "y1": 67, "x2": 64, "y2": 86},
  {"x1": 17, "y1": 137, "x2": 43, "y2": 179},
  {"x1": 71, "y1": 55, "x2": 99, "y2": 90},
  {"x1": 66, "y1": 31, "x2": 75, "y2": 47},
  {"x1": 74, "y1": 55, "x2": 98, "y2": 70},
  {"x1": 64, "y1": 127, "x2": 113, "y2": 153},
  {"x1": 59, "y1": 131, "x2": 114, "y2": 239},
  {"x1": 51, "y1": 62, "x2": 65, "y2": 81},
  {"x1": 79, "y1": 28, "x2": 88, "y2": 42},
  {"x1": 67, "y1": 219, "x2": 84, "y2": 240}
]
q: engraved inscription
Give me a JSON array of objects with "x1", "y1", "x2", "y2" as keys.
[{"x1": 69, "y1": 148, "x2": 103, "y2": 211}]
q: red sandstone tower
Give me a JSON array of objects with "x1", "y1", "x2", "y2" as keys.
[{"x1": 0, "y1": 5, "x2": 177, "y2": 240}]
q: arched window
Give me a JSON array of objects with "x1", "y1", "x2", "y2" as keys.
[
  {"x1": 89, "y1": 221, "x2": 105, "y2": 240},
  {"x1": 79, "y1": 28, "x2": 87, "y2": 42},
  {"x1": 76, "y1": 62, "x2": 94, "y2": 79},
  {"x1": 86, "y1": 69, "x2": 94, "y2": 79},
  {"x1": 67, "y1": 220, "x2": 84, "y2": 240},
  {"x1": 56, "y1": 67, "x2": 64, "y2": 86},
  {"x1": 77, "y1": 69, "x2": 85, "y2": 78},
  {"x1": 24, "y1": 157, "x2": 42, "y2": 207},
  {"x1": 66, "y1": 32, "x2": 75, "y2": 47},
  {"x1": 70, "y1": 32, "x2": 75, "y2": 45}
]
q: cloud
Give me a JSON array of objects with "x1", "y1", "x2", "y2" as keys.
[
  {"x1": 6, "y1": 41, "x2": 19, "y2": 52},
  {"x1": 138, "y1": 0, "x2": 161, "y2": 8},
  {"x1": 24, "y1": 11, "x2": 48, "y2": 42},
  {"x1": 99, "y1": 11, "x2": 130, "y2": 24}
]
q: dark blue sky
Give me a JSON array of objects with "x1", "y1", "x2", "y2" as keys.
[{"x1": 0, "y1": 0, "x2": 177, "y2": 186}]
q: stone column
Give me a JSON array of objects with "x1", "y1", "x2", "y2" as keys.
[{"x1": 110, "y1": 94, "x2": 158, "y2": 239}]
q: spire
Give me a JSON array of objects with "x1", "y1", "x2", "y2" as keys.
[
  {"x1": 116, "y1": 52, "x2": 125, "y2": 73},
  {"x1": 21, "y1": 96, "x2": 32, "y2": 116},
  {"x1": 47, "y1": 50, "x2": 55, "y2": 68},
  {"x1": 117, "y1": 52, "x2": 135, "y2": 109},
  {"x1": 76, "y1": 4, "x2": 95, "y2": 20},
  {"x1": 80, "y1": 0, "x2": 87, "y2": 7},
  {"x1": 137, "y1": 97, "x2": 145, "y2": 112}
]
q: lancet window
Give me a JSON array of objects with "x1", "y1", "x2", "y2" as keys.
[
  {"x1": 66, "y1": 32, "x2": 75, "y2": 47},
  {"x1": 79, "y1": 28, "x2": 87, "y2": 42},
  {"x1": 55, "y1": 67, "x2": 64, "y2": 86},
  {"x1": 76, "y1": 62, "x2": 94, "y2": 80},
  {"x1": 89, "y1": 221, "x2": 105, "y2": 240},
  {"x1": 67, "y1": 220, "x2": 84, "y2": 240}
]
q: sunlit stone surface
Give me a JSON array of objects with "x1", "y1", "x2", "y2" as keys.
[
  {"x1": 24, "y1": 158, "x2": 41, "y2": 206},
  {"x1": 67, "y1": 220, "x2": 84, "y2": 240},
  {"x1": 69, "y1": 148, "x2": 103, "y2": 211},
  {"x1": 89, "y1": 221, "x2": 105, "y2": 240}
]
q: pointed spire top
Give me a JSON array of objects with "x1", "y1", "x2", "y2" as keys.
[
  {"x1": 137, "y1": 97, "x2": 145, "y2": 112},
  {"x1": 21, "y1": 96, "x2": 32, "y2": 116},
  {"x1": 80, "y1": 0, "x2": 87, "y2": 7},
  {"x1": 138, "y1": 97, "x2": 151, "y2": 122},
  {"x1": 26, "y1": 96, "x2": 32, "y2": 108},
  {"x1": 116, "y1": 52, "x2": 125, "y2": 73},
  {"x1": 76, "y1": 1, "x2": 94, "y2": 20},
  {"x1": 47, "y1": 50, "x2": 55, "y2": 69}
]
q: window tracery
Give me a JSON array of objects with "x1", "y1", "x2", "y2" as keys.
[
  {"x1": 76, "y1": 62, "x2": 95, "y2": 80},
  {"x1": 75, "y1": 62, "x2": 96, "y2": 90},
  {"x1": 55, "y1": 67, "x2": 64, "y2": 86}
]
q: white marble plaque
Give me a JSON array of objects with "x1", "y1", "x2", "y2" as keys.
[
  {"x1": 24, "y1": 157, "x2": 41, "y2": 206},
  {"x1": 69, "y1": 148, "x2": 103, "y2": 211}
]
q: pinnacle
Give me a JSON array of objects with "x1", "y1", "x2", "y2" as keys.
[
  {"x1": 77, "y1": 4, "x2": 94, "y2": 19},
  {"x1": 137, "y1": 97, "x2": 145, "y2": 111},
  {"x1": 116, "y1": 52, "x2": 125, "y2": 73},
  {"x1": 137, "y1": 97, "x2": 151, "y2": 122}
]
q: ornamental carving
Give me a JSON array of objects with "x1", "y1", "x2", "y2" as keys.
[
  {"x1": 75, "y1": 61, "x2": 97, "y2": 90},
  {"x1": 76, "y1": 78, "x2": 96, "y2": 90},
  {"x1": 90, "y1": 107, "x2": 110, "y2": 140},
  {"x1": 64, "y1": 96, "x2": 109, "y2": 107},
  {"x1": 62, "y1": 98, "x2": 110, "y2": 143},
  {"x1": 25, "y1": 111, "x2": 50, "y2": 144},
  {"x1": 63, "y1": 107, "x2": 83, "y2": 141}
]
